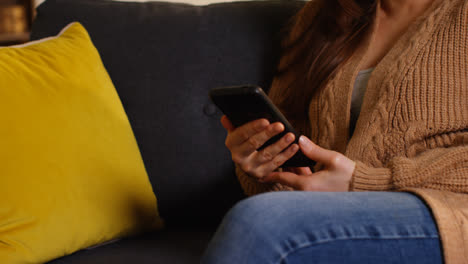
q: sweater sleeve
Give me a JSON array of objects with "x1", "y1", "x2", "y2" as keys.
[{"x1": 350, "y1": 142, "x2": 468, "y2": 192}]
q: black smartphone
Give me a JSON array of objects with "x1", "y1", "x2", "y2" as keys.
[{"x1": 209, "y1": 85, "x2": 315, "y2": 168}]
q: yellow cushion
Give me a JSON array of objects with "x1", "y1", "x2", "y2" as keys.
[{"x1": 0, "y1": 22, "x2": 163, "y2": 264}]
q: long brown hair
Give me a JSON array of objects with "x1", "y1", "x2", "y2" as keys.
[{"x1": 270, "y1": 0, "x2": 378, "y2": 135}]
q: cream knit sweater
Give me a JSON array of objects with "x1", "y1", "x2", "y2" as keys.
[{"x1": 236, "y1": 0, "x2": 468, "y2": 263}]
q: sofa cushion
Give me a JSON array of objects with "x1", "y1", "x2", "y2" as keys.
[
  {"x1": 47, "y1": 227, "x2": 215, "y2": 264},
  {"x1": 0, "y1": 22, "x2": 162, "y2": 264},
  {"x1": 31, "y1": 0, "x2": 305, "y2": 226}
]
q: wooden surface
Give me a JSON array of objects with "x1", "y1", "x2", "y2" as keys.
[{"x1": 0, "y1": 0, "x2": 34, "y2": 44}]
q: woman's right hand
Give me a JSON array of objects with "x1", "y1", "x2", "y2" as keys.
[{"x1": 220, "y1": 115, "x2": 300, "y2": 180}]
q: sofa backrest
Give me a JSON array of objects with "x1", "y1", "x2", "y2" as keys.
[{"x1": 31, "y1": 0, "x2": 305, "y2": 227}]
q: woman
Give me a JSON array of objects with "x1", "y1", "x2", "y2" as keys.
[{"x1": 202, "y1": 0, "x2": 467, "y2": 263}]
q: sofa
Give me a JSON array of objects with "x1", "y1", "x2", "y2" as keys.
[{"x1": 29, "y1": 0, "x2": 305, "y2": 263}]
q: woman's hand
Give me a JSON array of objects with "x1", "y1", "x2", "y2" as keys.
[
  {"x1": 260, "y1": 136, "x2": 355, "y2": 192},
  {"x1": 221, "y1": 115, "x2": 300, "y2": 179}
]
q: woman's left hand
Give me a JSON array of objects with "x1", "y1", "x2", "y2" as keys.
[{"x1": 260, "y1": 136, "x2": 355, "y2": 192}]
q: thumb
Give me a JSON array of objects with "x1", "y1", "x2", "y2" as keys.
[{"x1": 299, "y1": 136, "x2": 338, "y2": 166}]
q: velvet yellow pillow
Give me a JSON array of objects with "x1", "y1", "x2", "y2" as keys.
[{"x1": 0, "y1": 22, "x2": 163, "y2": 264}]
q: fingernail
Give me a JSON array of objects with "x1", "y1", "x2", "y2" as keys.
[
  {"x1": 290, "y1": 144, "x2": 299, "y2": 152},
  {"x1": 299, "y1": 135, "x2": 311, "y2": 150},
  {"x1": 285, "y1": 133, "x2": 294, "y2": 143},
  {"x1": 273, "y1": 123, "x2": 284, "y2": 132},
  {"x1": 256, "y1": 119, "x2": 269, "y2": 130}
]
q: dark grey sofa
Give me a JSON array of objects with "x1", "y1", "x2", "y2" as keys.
[{"x1": 31, "y1": 0, "x2": 304, "y2": 263}]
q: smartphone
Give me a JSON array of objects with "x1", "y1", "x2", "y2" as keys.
[{"x1": 209, "y1": 85, "x2": 315, "y2": 168}]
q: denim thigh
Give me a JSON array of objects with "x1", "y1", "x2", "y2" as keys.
[{"x1": 201, "y1": 192, "x2": 442, "y2": 264}]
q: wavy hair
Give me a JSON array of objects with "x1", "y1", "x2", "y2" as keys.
[{"x1": 270, "y1": 0, "x2": 378, "y2": 135}]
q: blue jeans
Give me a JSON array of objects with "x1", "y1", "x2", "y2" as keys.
[{"x1": 201, "y1": 192, "x2": 442, "y2": 264}]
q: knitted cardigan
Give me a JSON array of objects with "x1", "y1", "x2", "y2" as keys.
[{"x1": 236, "y1": 0, "x2": 468, "y2": 263}]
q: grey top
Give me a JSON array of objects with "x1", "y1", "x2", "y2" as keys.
[{"x1": 350, "y1": 68, "x2": 374, "y2": 136}]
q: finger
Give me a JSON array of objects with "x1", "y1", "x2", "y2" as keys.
[
  {"x1": 299, "y1": 136, "x2": 340, "y2": 167},
  {"x1": 286, "y1": 167, "x2": 300, "y2": 174},
  {"x1": 260, "y1": 171, "x2": 306, "y2": 190},
  {"x1": 226, "y1": 119, "x2": 269, "y2": 148},
  {"x1": 236, "y1": 123, "x2": 286, "y2": 156},
  {"x1": 287, "y1": 167, "x2": 312, "y2": 175},
  {"x1": 255, "y1": 144, "x2": 299, "y2": 175},
  {"x1": 253, "y1": 132, "x2": 295, "y2": 163},
  {"x1": 220, "y1": 115, "x2": 235, "y2": 132},
  {"x1": 296, "y1": 167, "x2": 313, "y2": 175}
]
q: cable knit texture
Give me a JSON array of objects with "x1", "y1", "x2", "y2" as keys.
[{"x1": 236, "y1": 0, "x2": 468, "y2": 263}]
